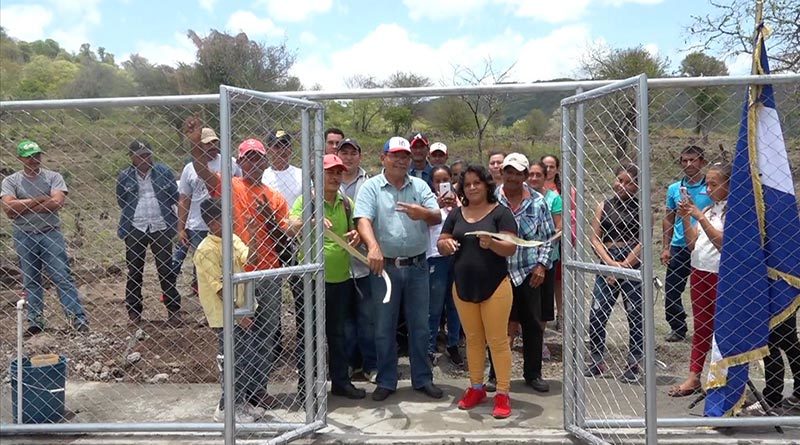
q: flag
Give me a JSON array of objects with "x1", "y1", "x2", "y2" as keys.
[{"x1": 703, "y1": 25, "x2": 800, "y2": 417}]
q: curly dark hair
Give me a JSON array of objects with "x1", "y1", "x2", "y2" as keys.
[{"x1": 458, "y1": 164, "x2": 498, "y2": 207}]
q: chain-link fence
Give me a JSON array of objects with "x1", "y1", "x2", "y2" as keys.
[
  {"x1": 561, "y1": 74, "x2": 800, "y2": 444},
  {"x1": 0, "y1": 89, "x2": 327, "y2": 443},
  {"x1": 1, "y1": 74, "x2": 798, "y2": 443}
]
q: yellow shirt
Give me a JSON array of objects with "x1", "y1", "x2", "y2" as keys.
[{"x1": 193, "y1": 234, "x2": 248, "y2": 328}]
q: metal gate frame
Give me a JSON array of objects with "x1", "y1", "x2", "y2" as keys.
[
  {"x1": 559, "y1": 74, "x2": 800, "y2": 444},
  {"x1": 218, "y1": 85, "x2": 327, "y2": 445}
]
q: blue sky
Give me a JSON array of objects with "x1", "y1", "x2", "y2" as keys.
[{"x1": 0, "y1": 0, "x2": 751, "y2": 90}]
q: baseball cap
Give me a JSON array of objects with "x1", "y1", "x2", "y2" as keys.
[
  {"x1": 502, "y1": 152, "x2": 529, "y2": 172},
  {"x1": 266, "y1": 130, "x2": 292, "y2": 148},
  {"x1": 128, "y1": 140, "x2": 153, "y2": 156},
  {"x1": 200, "y1": 128, "x2": 219, "y2": 144},
  {"x1": 17, "y1": 140, "x2": 44, "y2": 158},
  {"x1": 323, "y1": 154, "x2": 346, "y2": 171},
  {"x1": 409, "y1": 133, "x2": 429, "y2": 147},
  {"x1": 336, "y1": 138, "x2": 362, "y2": 153},
  {"x1": 429, "y1": 142, "x2": 447, "y2": 154},
  {"x1": 383, "y1": 136, "x2": 411, "y2": 154},
  {"x1": 238, "y1": 138, "x2": 266, "y2": 158}
]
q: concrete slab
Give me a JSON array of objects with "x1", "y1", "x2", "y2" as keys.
[{"x1": 1, "y1": 378, "x2": 797, "y2": 444}]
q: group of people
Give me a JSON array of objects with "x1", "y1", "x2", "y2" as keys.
[{"x1": 2, "y1": 126, "x2": 798, "y2": 422}]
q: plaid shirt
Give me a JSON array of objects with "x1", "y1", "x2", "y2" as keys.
[{"x1": 497, "y1": 184, "x2": 555, "y2": 286}]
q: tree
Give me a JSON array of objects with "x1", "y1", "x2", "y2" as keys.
[
  {"x1": 580, "y1": 45, "x2": 669, "y2": 160},
  {"x1": 687, "y1": 0, "x2": 800, "y2": 73},
  {"x1": 344, "y1": 74, "x2": 384, "y2": 133},
  {"x1": 63, "y1": 62, "x2": 135, "y2": 100},
  {"x1": 381, "y1": 71, "x2": 432, "y2": 134},
  {"x1": 383, "y1": 106, "x2": 412, "y2": 135},
  {"x1": 187, "y1": 29, "x2": 300, "y2": 92},
  {"x1": 123, "y1": 54, "x2": 181, "y2": 96},
  {"x1": 452, "y1": 58, "x2": 515, "y2": 159},
  {"x1": 429, "y1": 97, "x2": 473, "y2": 137},
  {"x1": 520, "y1": 109, "x2": 550, "y2": 145},
  {"x1": 15, "y1": 55, "x2": 79, "y2": 99},
  {"x1": 680, "y1": 52, "x2": 729, "y2": 140}
]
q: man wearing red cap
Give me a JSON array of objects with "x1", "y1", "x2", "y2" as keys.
[
  {"x1": 408, "y1": 132, "x2": 434, "y2": 189},
  {"x1": 287, "y1": 154, "x2": 365, "y2": 399},
  {"x1": 184, "y1": 117, "x2": 290, "y2": 411}
]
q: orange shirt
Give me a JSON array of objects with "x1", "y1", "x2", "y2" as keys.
[{"x1": 212, "y1": 176, "x2": 289, "y2": 271}]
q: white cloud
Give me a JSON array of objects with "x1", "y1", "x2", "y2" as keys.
[
  {"x1": 643, "y1": 43, "x2": 660, "y2": 58},
  {"x1": 299, "y1": 31, "x2": 317, "y2": 45},
  {"x1": 0, "y1": 1, "x2": 102, "y2": 52},
  {"x1": 497, "y1": 0, "x2": 592, "y2": 23},
  {"x1": 0, "y1": 5, "x2": 54, "y2": 41},
  {"x1": 726, "y1": 53, "x2": 752, "y2": 76},
  {"x1": 404, "y1": 0, "x2": 662, "y2": 23},
  {"x1": 292, "y1": 23, "x2": 600, "y2": 90},
  {"x1": 130, "y1": 32, "x2": 196, "y2": 67},
  {"x1": 199, "y1": 0, "x2": 216, "y2": 12},
  {"x1": 226, "y1": 10, "x2": 284, "y2": 38},
  {"x1": 255, "y1": 0, "x2": 333, "y2": 22},
  {"x1": 403, "y1": 0, "x2": 487, "y2": 21}
]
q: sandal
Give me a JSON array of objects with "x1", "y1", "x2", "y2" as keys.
[{"x1": 668, "y1": 384, "x2": 702, "y2": 398}]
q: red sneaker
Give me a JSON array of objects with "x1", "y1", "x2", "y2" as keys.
[
  {"x1": 457, "y1": 386, "x2": 487, "y2": 410},
  {"x1": 492, "y1": 393, "x2": 512, "y2": 419}
]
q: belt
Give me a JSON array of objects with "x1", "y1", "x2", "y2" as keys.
[{"x1": 384, "y1": 253, "x2": 425, "y2": 267}]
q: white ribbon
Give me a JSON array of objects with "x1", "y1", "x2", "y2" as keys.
[{"x1": 324, "y1": 228, "x2": 392, "y2": 303}]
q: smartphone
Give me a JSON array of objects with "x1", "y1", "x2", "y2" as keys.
[
  {"x1": 679, "y1": 186, "x2": 690, "y2": 201},
  {"x1": 438, "y1": 182, "x2": 452, "y2": 197}
]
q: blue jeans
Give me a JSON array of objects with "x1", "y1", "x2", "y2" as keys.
[
  {"x1": 587, "y1": 247, "x2": 643, "y2": 367},
  {"x1": 13, "y1": 229, "x2": 87, "y2": 329},
  {"x1": 371, "y1": 255, "x2": 433, "y2": 390},
  {"x1": 427, "y1": 256, "x2": 460, "y2": 354},
  {"x1": 171, "y1": 229, "x2": 207, "y2": 280},
  {"x1": 345, "y1": 276, "x2": 377, "y2": 373},
  {"x1": 664, "y1": 245, "x2": 690, "y2": 335}
]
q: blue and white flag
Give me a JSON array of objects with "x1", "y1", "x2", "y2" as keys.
[{"x1": 704, "y1": 25, "x2": 800, "y2": 417}]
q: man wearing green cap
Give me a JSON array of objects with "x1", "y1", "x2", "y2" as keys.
[{"x1": 1, "y1": 139, "x2": 89, "y2": 336}]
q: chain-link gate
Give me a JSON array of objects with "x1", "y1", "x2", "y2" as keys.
[
  {"x1": 0, "y1": 88, "x2": 327, "y2": 444},
  {"x1": 560, "y1": 75, "x2": 656, "y2": 444}
]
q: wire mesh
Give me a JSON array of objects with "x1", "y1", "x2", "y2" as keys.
[{"x1": 1, "y1": 76, "x2": 798, "y2": 443}]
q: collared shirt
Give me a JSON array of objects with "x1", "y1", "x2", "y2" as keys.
[
  {"x1": 665, "y1": 177, "x2": 712, "y2": 247},
  {"x1": 691, "y1": 200, "x2": 726, "y2": 273},
  {"x1": 291, "y1": 193, "x2": 354, "y2": 283},
  {"x1": 340, "y1": 167, "x2": 370, "y2": 279},
  {"x1": 408, "y1": 162, "x2": 434, "y2": 189},
  {"x1": 497, "y1": 184, "x2": 555, "y2": 286},
  {"x1": 193, "y1": 234, "x2": 248, "y2": 328},
  {"x1": 354, "y1": 173, "x2": 438, "y2": 258},
  {"x1": 132, "y1": 170, "x2": 167, "y2": 233},
  {"x1": 178, "y1": 154, "x2": 241, "y2": 231}
]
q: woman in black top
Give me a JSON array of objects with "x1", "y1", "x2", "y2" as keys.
[
  {"x1": 585, "y1": 164, "x2": 644, "y2": 383},
  {"x1": 438, "y1": 165, "x2": 518, "y2": 419}
]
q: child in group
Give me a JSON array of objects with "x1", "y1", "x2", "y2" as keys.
[
  {"x1": 193, "y1": 198, "x2": 263, "y2": 422},
  {"x1": 668, "y1": 163, "x2": 730, "y2": 397}
]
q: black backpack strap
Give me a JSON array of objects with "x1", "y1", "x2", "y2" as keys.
[{"x1": 341, "y1": 192, "x2": 353, "y2": 231}]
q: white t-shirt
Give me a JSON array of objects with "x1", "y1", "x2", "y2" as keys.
[
  {"x1": 691, "y1": 200, "x2": 726, "y2": 273},
  {"x1": 178, "y1": 155, "x2": 241, "y2": 231},
  {"x1": 262, "y1": 165, "x2": 303, "y2": 209},
  {"x1": 427, "y1": 208, "x2": 451, "y2": 258}
]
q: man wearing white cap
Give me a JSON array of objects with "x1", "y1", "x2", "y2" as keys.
[
  {"x1": 496, "y1": 152, "x2": 555, "y2": 393},
  {"x1": 354, "y1": 136, "x2": 444, "y2": 402},
  {"x1": 428, "y1": 142, "x2": 448, "y2": 168},
  {"x1": 173, "y1": 128, "x2": 241, "y2": 291}
]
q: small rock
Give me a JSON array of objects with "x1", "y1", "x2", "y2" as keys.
[
  {"x1": 75, "y1": 363, "x2": 85, "y2": 372},
  {"x1": 111, "y1": 368, "x2": 124, "y2": 378},
  {"x1": 89, "y1": 361, "x2": 102, "y2": 373},
  {"x1": 99, "y1": 371, "x2": 110, "y2": 380},
  {"x1": 126, "y1": 352, "x2": 142, "y2": 364},
  {"x1": 104, "y1": 359, "x2": 115, "y2": 367},
  {"x1": 148, "y1": 373, "x2": 169, "y2": 384},
  {"x1": 172, "y1": 368, "x2": 180, "y2": 374},
  {"x1": 134, "y1": 329, "x2": 147, "y2": 341},
  {"x1": 101, "y1": 366, "x2": 110, "y2": 374}
]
